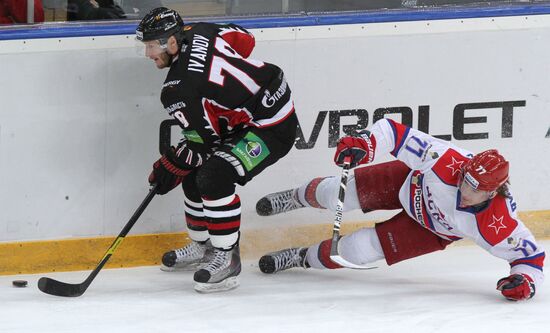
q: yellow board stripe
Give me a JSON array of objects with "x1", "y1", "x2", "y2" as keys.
[{"x1": 1, "y1": 210, "x2": 549, "y2": 276}]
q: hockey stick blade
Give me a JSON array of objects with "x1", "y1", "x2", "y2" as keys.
[
  {"x1": 330, "y1": 251, "x2": 377, "y2": 270},
  {"x1": 37, "y1": 185, "x2": 158, "y2": 297},
  {"x1": 329, "y1": 256, "x2": 376, "y2": 270},
  {"x1": 38, "y1": 277, "x2": 88, "y2": 297}
]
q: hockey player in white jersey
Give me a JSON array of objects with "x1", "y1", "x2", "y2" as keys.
[{"x1": 256, "y1": 118, "x2": 545, "y2": 301}]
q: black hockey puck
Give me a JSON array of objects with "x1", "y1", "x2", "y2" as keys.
[{"x1": 12, "y1": 280, "x2": 28, "y2": 288}]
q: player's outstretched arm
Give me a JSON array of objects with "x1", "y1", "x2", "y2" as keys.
[{"x1": 479, "y1": 214, "x2": 545, "y2": 301}]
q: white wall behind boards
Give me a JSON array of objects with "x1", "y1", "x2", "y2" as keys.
[{"x1": 1, "y1": 15, "x2": 549, "y2": 242}]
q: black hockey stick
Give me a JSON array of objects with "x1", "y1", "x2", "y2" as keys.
[
  {"x1": 329, "y1": 156, "x2": 376, "y2": 269},
  {"x1": 38, "y1": 184, "x2": 158, "y2": 297}
]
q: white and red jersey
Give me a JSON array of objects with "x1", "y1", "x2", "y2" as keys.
[{"x1": 369, "y1": 119, "x2": 545, "y2": 286}]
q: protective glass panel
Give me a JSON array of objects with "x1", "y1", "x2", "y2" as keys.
[{"x1": 2, "y1": 1, "x2": 550, "y2": 26}]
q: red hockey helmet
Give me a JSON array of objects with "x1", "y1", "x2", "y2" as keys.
[{"x1": 462, "y1": 149, "x2": 509, "y2": 192}]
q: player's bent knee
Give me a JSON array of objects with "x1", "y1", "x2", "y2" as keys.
[{"x1": 195, "y1": 157, "x2": 237, "y2": 198}]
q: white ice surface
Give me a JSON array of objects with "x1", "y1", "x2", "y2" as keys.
[{"x1": 1, "y1": 241, "x2": 548, "y2": 333}]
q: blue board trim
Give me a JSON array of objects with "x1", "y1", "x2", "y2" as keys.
[{"x1": 2, "y1": 4, "x2": 550, "y2": 41}]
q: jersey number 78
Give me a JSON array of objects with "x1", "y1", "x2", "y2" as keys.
[{"x1": 208, "y1": 38, "x2": 264, "y2": 94}]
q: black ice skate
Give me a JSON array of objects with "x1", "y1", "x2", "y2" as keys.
[
  {"x1": 160, "y1": 240, "x2": 213, "y2": 272},
  {"x1": 259, "y1": 247, "x2": 308, "y2": 274},
  {"x1": 193, "y1": 246, "x2": 241, "y2": 293},
  {"x1": 256, "y1": 189, "x2": 304, "y2": 216}
]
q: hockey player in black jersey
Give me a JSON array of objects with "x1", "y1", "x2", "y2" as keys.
[{"x1": 136, "y1": 7, "x2": 298, "y2": 293}]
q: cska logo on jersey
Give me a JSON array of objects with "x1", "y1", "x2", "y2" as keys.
[
  {"x1": 488, "y1": 215, "x2": 507, "y2": 234},
  {"x1": 446, "y1": 157, "x2": 464, "y2": 176}
]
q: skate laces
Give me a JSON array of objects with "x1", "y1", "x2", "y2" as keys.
[
  {"x1": 273, "y1": 248, "x2": 304, "y2": 271},
  {"x1": 269, "y1": 189, "x2": 303, "y2": 214},
  {"x1": 174, "y1": 242, "x2": 206, "y2": 262},
  {"x1": 204, "y1": 249, "x2": 231, "y2": 274}
]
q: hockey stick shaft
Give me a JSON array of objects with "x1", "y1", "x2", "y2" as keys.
[
  {"x1": 38, "y1": 184, "x2": 158, "y2": 297},
  {"x1": 329, "y1": 156, "x2": 352, "y2": 255},
  {"x1": 329, "y1": 157, "x2": 376, "y2": 270}
]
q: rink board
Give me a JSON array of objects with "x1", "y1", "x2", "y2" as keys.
[
  {"x1": 1, "y1": 210, "x2": 549, "y2": 275},
  {"x1": 1, "y1": 10, "x2": 550, "y2": 274}
]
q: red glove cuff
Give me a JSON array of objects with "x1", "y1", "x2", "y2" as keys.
[
  {"x1": 159, "y1": 156, "x2": 191, "y2": 177},
  {"x1": 497, "y1": 273, "x2": 535, "y2": 301}
]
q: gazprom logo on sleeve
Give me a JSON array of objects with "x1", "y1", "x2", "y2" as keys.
[{"x1": 261, "y1": 77, "x2": 288, "y2": 108}]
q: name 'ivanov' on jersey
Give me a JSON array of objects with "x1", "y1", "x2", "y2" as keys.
[{"x1": 160, "y1": 22, "x2": 294, "y2": 153}]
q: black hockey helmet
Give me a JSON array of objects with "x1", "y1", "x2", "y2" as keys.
[{"x1": 136, "y1": 7, "x2": 185, "y2": 44}]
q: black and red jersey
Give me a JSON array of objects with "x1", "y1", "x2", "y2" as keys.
[{"x1": 160, "y1": 22, "x2": 294, "y2": 155}]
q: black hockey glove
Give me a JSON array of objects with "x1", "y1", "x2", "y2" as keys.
[{"x1": 148, "y1": 147, "x2": 192, "y2": 195}]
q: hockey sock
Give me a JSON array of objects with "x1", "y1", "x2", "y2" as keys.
[
  {"x1": 296, "y1": 176, "x2": 362, "y2": 211},
  {"x1": 306, "y1": 239, "x2": 343, "y2": 269},
  {"x1": 203, "y1": 194, "x2": 241, "y2": 249},
  {"x1": 305, "y1": 228, "x2": 384, "y2": 269},
  {"x1": 338, "y1": 228, "x2": 384, "y2": 264},
  {"x1": 184, "y1": 196, "x2": 209, "y2": 242},
  {"x1": 296, "y1": 177, "x2": 330, "y2": 209}
]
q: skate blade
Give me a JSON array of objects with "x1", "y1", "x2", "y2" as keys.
[
  {"x1": 160, "y1": 263, "x2": 205, "y2": 272},
  {"x1": 194, "y1": 276, "x2": 239, "y2": 294}
]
